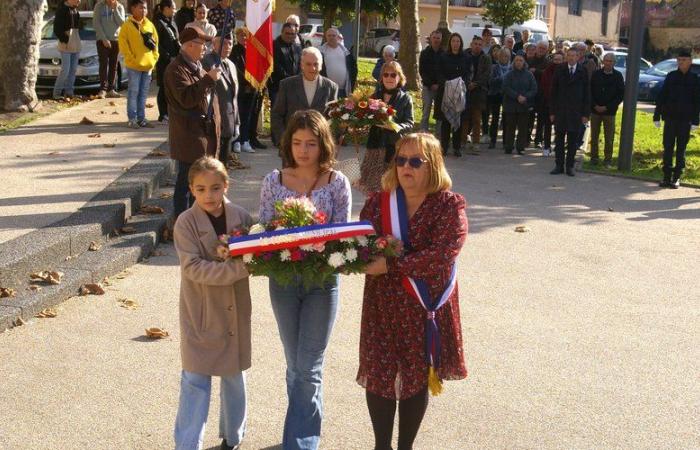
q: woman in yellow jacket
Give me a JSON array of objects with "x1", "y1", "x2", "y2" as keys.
[{"x1": 118, "y1": 0, "x2": 159, "y2": 128}]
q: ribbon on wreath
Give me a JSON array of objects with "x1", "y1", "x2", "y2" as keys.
[{"x1": 380, "y1": 187, "x2": 457, "y2": 396}]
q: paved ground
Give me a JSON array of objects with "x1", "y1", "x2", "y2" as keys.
[{"x1": 1, "y1": 138, "x2": 699, "y2": 449}]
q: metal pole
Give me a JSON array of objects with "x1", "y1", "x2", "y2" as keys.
[
  {"x1": 618, "y1": 0, "x2": 646, "y2": 171},
  {"x1": 353, "y1": 0, "x2": 361, "y2": 63}
]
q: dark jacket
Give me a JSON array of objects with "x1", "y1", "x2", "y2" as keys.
[
  {"x1": 269, "y1": 36, "x2": 302, "y2": 92},
  {"x1": 202, "y1": 53, "x2": 239, "y2": 139},
  {"x1": 154, "y1": 13, "x2": 180, "y2": 86},
  {"x1": 434, "y1": 51, "x2": 471, "y2": 121},
  {"x1": 419, "y1": 45, "x2": 443, "y2": 88},
  {"x1": 550, "y1": 63, "x2": 591, "y2": 132},
  {"x1": 653, "y1": 69, "x2": 700, "y2": 125},
  {"x1": 540, "y1": 62, "x2": 560, "y2": 106},
  {"x1": 527, "y1": 55, "x2": 549, "y2": 106},
  {"x1": 590, "y1": 68, "x2": 625, "y2": 116},
  {"x1": 230, "y1": 43, "x2": 255, "y2": 94},
  {"x1": 502, "y1": 66, "x2": 538, "y2": 114},
  {"x1": 466, "y1": 49, "x2": 491, "y2": 109},
  {"x1": 372, "y1": 58, "x2": 385, "y2": 82},
  {"x1": 320, "y1": 44, "x2": 358, "y2": 94},
  {"x1": 174, "y1": 7, "x2": 195, "y2": 33},
  {"x1": 53, "y1": 2, "x2": 80, "y2": 45},
  {"x1": 164, "y1": 53, "x2": 221, "y2": 163},
  {"x1": 366, "y1": 88, "x2": 414, "y2": 162},
  {"x1": 488, "y1": 63, "x2": 511, "y2": 97}
]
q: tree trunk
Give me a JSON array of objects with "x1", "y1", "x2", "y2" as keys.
[
  {"x1": 0, "y1": 0, "x2": 46, "y2": 112},
  {"x1": 398, "y1": 0, "x2": 420, "y2": 90}
]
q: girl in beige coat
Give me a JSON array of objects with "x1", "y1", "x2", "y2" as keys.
[{"x1": 173, "y1": 157, "x2": 253, "y2": 450}]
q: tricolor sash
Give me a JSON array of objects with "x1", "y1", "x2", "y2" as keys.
[{"x1": 380, "y1": 188, "x2": 457, "y2": 395}]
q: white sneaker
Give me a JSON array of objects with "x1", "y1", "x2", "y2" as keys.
[
  {"x1": 232, "y1": 142, "x2": 241, "y2": 153},
  {"x1": 242, "y1": 141, "x2": 255, "y2": 153},
  {"x1": 97, "y1": 90, "x2": 106, "y2": 99},
  {"x1": 543, "y1": 147, "x2": 551, "y2": 157}
]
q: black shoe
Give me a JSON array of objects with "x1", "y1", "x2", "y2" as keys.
[
  {"x1": 566, "y1": 168, "x2": 575, "y2": 176},
  {"x1": 659, "y1": 180, "x2": 672, "y2": 188},
  {"x1": 250, "y1": 138, "x2": 267, "y2": 149},
  {"x1": 550, "y1": 166, "x2": 564, "y2": 175},
  {"x1": 220, "y1": 439, "x2": 239, "y2": 450},
  {"x1": 670, "y1": 178, "x2": 681, "y2": 189},
  {"x1": 517, "y1": 149, "x2": 524, "y2": 155},
  {"x1": 504, "y1": 149, "x2": 513, "y2": 154},
  {"x1": 488, "y1": 141, "x2": 496, "y2": 149},
  {"x1": 454, "y1": 148, "x2": 462, "y2": 157}
]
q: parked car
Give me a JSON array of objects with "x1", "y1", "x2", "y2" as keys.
[
  {"x1": 299, "y1": 23, "x2": 324, "y2": 48},
  {"x1": 602, "y1": 51, "x2": 652, "y2": 82},
  {"x1": 363, "y1": 27, "x2": 398, "y2": 55},
  {"x1": 37, "y1": 11, "x2": 128, "y2": 93},
  {"x1": 637, "y1": 58, "x2": 700, "y2": 102}
]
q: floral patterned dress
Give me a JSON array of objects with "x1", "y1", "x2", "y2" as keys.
[{"x1": 357, "y1": 190, "x2": 468, "y2": 400}]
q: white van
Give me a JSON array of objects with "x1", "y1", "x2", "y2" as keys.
[{"x1": 507, "y1": 19, "x2": 551, "y2": 44}]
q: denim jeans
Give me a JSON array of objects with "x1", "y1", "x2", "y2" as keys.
[
  {"x1": 53, "y1": 51, "x2": 79, "y2": 98},
  {"x1": 174, "y1": 370, "x2": 247, "y2": 450},
  {"x1": 269, "y1": 275, "x2": 340, "y2": 450},
  {"x1": 126, "y1": 68, "x2": 151, "y2": 122},
  {"x1": 420, "y1": 85, "x2": 437, "y2": 131}
]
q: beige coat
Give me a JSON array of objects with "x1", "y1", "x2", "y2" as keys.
[{"x1": 173, "y1": 197, "x2": 253, "y2": 376}]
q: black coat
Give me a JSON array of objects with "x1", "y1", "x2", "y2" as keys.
[
  {"x1": 154, "y1": 13, "x2": 180, "y2": 86},
  {"x1": 433, "y1": 51, "x2": 471, "y2": 121},
  {"x1": 653, "y1": 69, "x2": 700, "y2": 124},
  {"x1": 53, "y1": 3, "x2": 80, "y2": 44},
  {"x1": 269, "y1": 36, "x2": 302, "y2": 92},
  {"x1": 230, "y1": 43, "x2": 255, "y2": 94},
  {"x1": 174, "y1": 7, "x2": 195, "y2": 33},
  {"x1": 590, "y1": 69, "x2": 624, "y2": 116},
  {"x1": 419, "y1": 46, "x2": 443, "y2": 87},
  {"x1": 550, "y1": 63, "x2": 591, "y2": 132},
  {"x1": 366, "y1": 88, "x2": 414, "y2": 162}
]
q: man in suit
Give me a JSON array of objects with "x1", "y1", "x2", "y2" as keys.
[
  {"x1": 271, "y1": 47, "x2": 338, "y2": 147},
  {"x1": 202, "y1": 32, "x2": 242, "y2": 168},
  {"x1": 549, "y1": 48, "x2": 590, "y2": 176},
  {"x1": 268, "y1": 22, "x2": 302, "y2": 107},
  {"x1": 653, "y1": 49, "x2": 700, "y2": 188}
]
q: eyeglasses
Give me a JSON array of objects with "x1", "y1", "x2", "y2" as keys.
[
  {"x1": 382, "y1": 72, "x2": 398, "y2": 79},
  {"x1": 395, "y1": 156, "x2": 429, "y2": 169}
]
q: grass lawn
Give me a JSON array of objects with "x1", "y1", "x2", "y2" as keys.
[{"x1": 582, "y1": 109, "x2": 700, "y2": 185}]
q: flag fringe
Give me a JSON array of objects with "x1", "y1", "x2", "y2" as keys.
[{"x1": 428, "y1": 366, "x2": 443, "y2": 396}]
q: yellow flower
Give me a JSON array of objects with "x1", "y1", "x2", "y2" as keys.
[{"x1": 358, "y1": 101, "x2": 368, "y2": 109}]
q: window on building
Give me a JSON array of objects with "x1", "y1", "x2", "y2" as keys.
[
  {"x1": 569, "y1": 0, "x2": 582, "y2": 16},
  {"x1": 602, "y1": 0, "x2": 610, "y2": 35},
  {"x1": 535, "y1": 4, "x2": 547, "y2": 20}
]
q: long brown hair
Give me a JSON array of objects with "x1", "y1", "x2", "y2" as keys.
[{"x1": 279, "y1": 110, "x2": 337, "y2": 171}]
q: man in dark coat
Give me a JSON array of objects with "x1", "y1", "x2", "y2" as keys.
[
  {"x1": 174, "y1": 0, "x2": 195, "y2": 33},
  {"x1": 418, "y1": 30, "x2": 443, "y2": 131},
  {"x1": 653, "y1": 49, "x2": 700, "y2": 188},
  {"x1": 463, "y1": 36, "x2": 491, "y2": 154},
  {"x1": 164, "y1": 27, "x2": 222, "y2": 219},
  {"x1": 549, "y1": 48, "x2": 591, "y2": 176},
  {"x1": 268, "y1": 23, "x2": 302, "y2": 106},
  {"x1": 589, "y1": 52, "x2": 624, "y2": 168},
  {"x1": 231, "y1": 26, "x2": 266, "y2": 152}
]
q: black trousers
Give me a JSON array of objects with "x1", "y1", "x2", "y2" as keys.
[
  {"x1": 220, "y1": 135, "x2": 232, "y2": 166},
  {"x1": 252, "y1": 89, "x2": 264, "y2": 140},
  {"x1": 157, "y1": 86, "x2": 168, "y2": 120},
  {"x1": 481, "y1": 105, "x2": 490, "y2": 136},
  {"x1": 487, "y1": 95, "x2": 502, "y2": 144},
  {"x1": 662, "y1": 119, "x2": 691, "y2": 175},
  {"x1": 237, "y1": 90, "x2": 257, "y2": 143},
  {"x1": 554, "y1": 127, "x2": 579, "y2": 169},
  {"x1": 534, "y1": 105, "x2": 552, "y2": 147},
  {"x1": 440, "y1": 119, "x2": 462, "y2": 153},
  {"x1": 173, "y1": 161, "x2": 194, "y2": 219},
  {"x1": 503, "y1": 112, "x2": 529, "y2": 152}
]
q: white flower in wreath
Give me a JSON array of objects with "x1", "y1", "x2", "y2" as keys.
[
  {"x1": 275, "y1": 226, "x2": 286, "y2": 231},
  {"x1": 280, "y1": 250, "x2": 292, "y2": 261},
  {"x1": 341, "y1": 113, "x2": 350, "y2": 120},
  {"x1": 327, "y1": 252, "x2": 345, "y2": 268},
  {"x1": 340, "y1": 237, "x2": 355, "y2": 244},
  {"x1": 249, "y1": 223, "x2": 266, "y2": 234},
  {"x1": 242, "y1": 253, "x2": 253, "y2": 263},
  {"x1": 344, "y1": 248, "x2": 358, "y2": 262},
  {"x1": 367, "y1": 114, "x2": 374, "y2": 120},
  {"x1": 355, "y1": 236, "x2": 368, "y2": 247},
  {"x1": 299, "y1": 244, "x2": 314, "y2": 251}
]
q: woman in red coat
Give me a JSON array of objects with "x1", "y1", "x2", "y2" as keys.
[{"x1": 359, "y1": 132, "x2": 468, "y2": 450}]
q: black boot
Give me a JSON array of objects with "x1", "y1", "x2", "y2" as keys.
[
  {"x1": 659, "y1": 168, "x2": 672, "y2": 188},
  {"x1": 550, "y1": 166, "x2": 564, "y2": 175}
]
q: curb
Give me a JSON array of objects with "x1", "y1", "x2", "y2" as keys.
[
  {"x1": 0, "y1": 144, "x2": 175, "y2": 331},
  {"x1": 578, "y1": 167, "x2": 700, "y2": 188}
]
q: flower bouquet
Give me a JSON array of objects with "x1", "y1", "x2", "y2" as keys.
[
  {"x1": 327, "y1": 92, "x2": 402, "y2": 144},
  {"x1": 227, "y1": 197, "x2": 402, "y2": 288}
]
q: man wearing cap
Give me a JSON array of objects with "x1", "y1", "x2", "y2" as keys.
[
  {"x1": 653, "y1": 50, "x2": 700, "y2": 188},
  {"x1": 164, "y1": 26, "x2": 222, "y2": 219},
  {"x1": 203, "y1": 32, "x2": 241, "y2": 169}
]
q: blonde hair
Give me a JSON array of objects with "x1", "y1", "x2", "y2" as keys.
[
  {"x1": 381, "y1": 60, "x2": 406, "y2": 88},
  {"x1": 381, "y1": 133, "x2": 452, "y2": 193},
  {"x1": 188, "y1": 156, "x2": 228, "y2": 185}
]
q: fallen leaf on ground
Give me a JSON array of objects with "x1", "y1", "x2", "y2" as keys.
[
  {"x1": 28, "y1": 285, "x2": 42, "y2": 292},
  {"x1": 99, "y1": 111, "x2": 106, "y2": 114},
  {"x1": 118, "y1": 298, "x2": 139, "y2": 310},
  {"x1": 159, "y1": 192, "x2": 173, "y2": 199},
  {"x1": 48, "y1": 151, "x2": 61, "y2": 156},
  {"x1": 111, "y1": 111, "x2": 119, "y2": 115},
  {"x1": 145, "y1": 327, "x2": 169, "y2": 338},
  {"x1": 36, "y1": 308, "x2": 57, "y2": 318},
  {"x1": 140, "y1": 205, "x2": 165, "y2": 214},
  {"x1": 148, "y1": 149, "x2": 168, "y2": 157},
  {"x1": 115, "y1": 269, "x2": 131, "y2": 279},
  {"x1": 162, "y1": 227, "x2": 173, "y2": 242},
  {"x1": 79, "y1": 283, "x2": 105, "y2": 296},
  {"x1": 514, "y1": 226, "x2": 531, "y2": 233},
  {"x1": 87, "y1": 133, "x2": 101, "y2": 138},
  {"x1": 145, "y1": 103, "x2": 154, "y2": 108},
  {"x1": 30, "y1": 271, "x2": 63, "y2": 285},
  {"x1": 15, "y1": 155, "x2": 21, "y2": 158},
  {"x1": 102, "y1": 277, "x2": 113, "y2": 286},
  {"x1": 0, "y1": 287, "x2": 17, "y2": 298},
  {"x1": 88, "y1": 241, "x2": 102, "y2": 251},
  {"x1": 120, "y1": 226, "x2": 137, "y2": 234},
  {"x1": 608, "y1": 207, "x2": 614, "y2": 212},
  {"x1": 64, "y1": 255, "x2": 73, "y2": 261},
  {"x1": 108, "y1": 101, "x2": 117, "y2": 106},
  {"x1": 13, "y1": 317, "x2": 26, "y2": 327},
  {"x1": 79, "y1": 116, "x2": 94, "y2": 125},
  {"x1": 103, "y1": 143, "x2": 116, "y2": 148}
]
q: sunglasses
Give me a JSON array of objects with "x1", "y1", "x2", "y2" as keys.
[
  {"x1": 382, "y1": 72, "x2": 398, "y2": 79},
  {"x1": 395, "y1": 156, "x2": 429, "y2": 169}
]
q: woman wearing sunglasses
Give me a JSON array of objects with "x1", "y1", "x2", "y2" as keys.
[
  {"x1": 359, "y1": 133, "x2": 468, "y2": 450},
  {"x1": 359, "y1": 61, "x2": 415, "y2": 194}
]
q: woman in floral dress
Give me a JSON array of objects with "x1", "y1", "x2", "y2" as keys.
[{"x1": 360, "y1": 132, "x2": 468, "y2": 450}]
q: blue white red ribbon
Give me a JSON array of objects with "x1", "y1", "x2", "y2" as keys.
[{"x1": 228, "y1": 221, "x2": 375, "y2": 256}]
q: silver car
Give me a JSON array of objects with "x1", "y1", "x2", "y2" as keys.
[{"x1": 37, "y1": 11, "x2": 129, "y2": 92}]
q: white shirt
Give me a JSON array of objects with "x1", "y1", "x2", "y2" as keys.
[
  {"x1": 569, "y1": 64, "x2": 576, "y2": 75},
  {"x1": 323, "y1": 45, "x2": 348, "y2": 90},
  {"x1": 303, "y1": 76, "x2": 318, "y2": 106}
]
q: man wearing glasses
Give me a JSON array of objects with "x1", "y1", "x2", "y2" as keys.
[{"x1": 164, "y1": 26, "x2": 223, "y2": 220}]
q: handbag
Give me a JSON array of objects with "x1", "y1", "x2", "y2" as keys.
[
  {"x1": 334, "y1": 145, "x2": 361, "y2": 186},
  {"x1": 132, "y1": 20, "x2": 156, "y2": 51}
]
